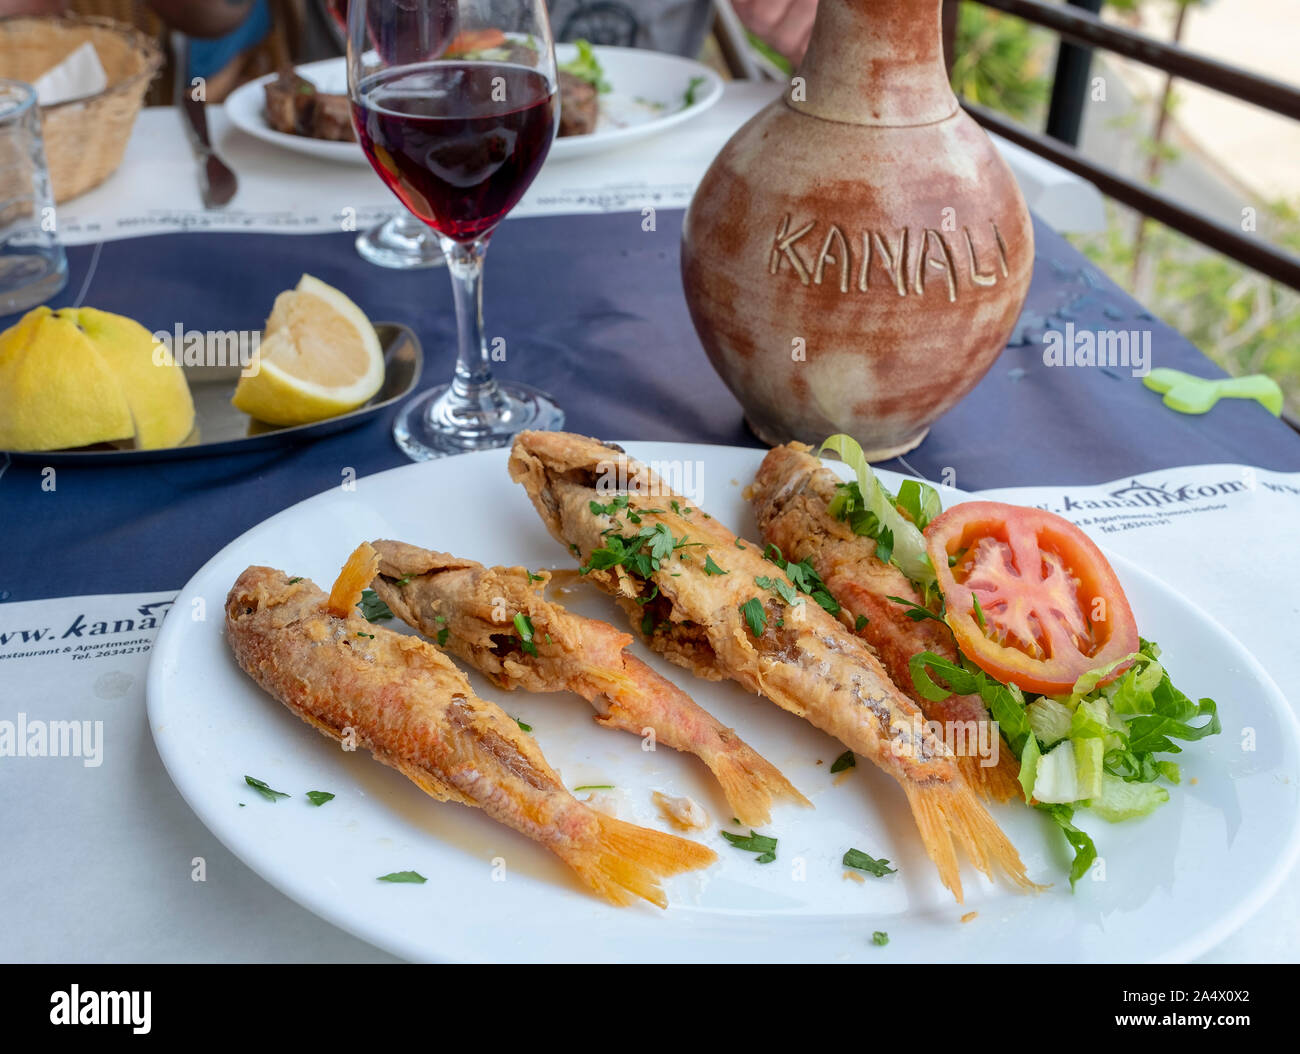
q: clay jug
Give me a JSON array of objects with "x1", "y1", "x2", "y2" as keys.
[{"x1": 681, "y1": 0, "x2": 1034, "y2": 458}]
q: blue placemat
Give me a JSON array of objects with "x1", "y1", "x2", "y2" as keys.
[{"x1": 2, "y1": 209, "x2": 1297, "y2": 602}]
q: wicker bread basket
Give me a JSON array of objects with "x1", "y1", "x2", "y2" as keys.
[{"x1": 0, "y1": 15, "x2": 163, "y2": 202}]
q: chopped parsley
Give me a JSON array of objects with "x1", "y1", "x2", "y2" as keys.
[
  {"x1": 827, "y1": 482, "x2": 899, "y2": 563},
  {"x1": 355, "y1": 631, "x2": 374, "y2": 639},
  {"x1": 513, "y1": 612, "x2": 538, "y2": 656},
  {"x1": 734, "y1": 539, "x2": 746, "y2": 549},
  {"x1": 762, "y1": 544, "x2": 841, "y2": 615},
  {"x1": 306, "y1": 791, "x2": 335, "y2": 807},
  {"x1": 854, "y1": 614, "x2": 870, "y2": 632},
  {"x1": 584, "y1": 522, "x2": 699, "y2": 578},
  {"x1": 515, "y1": 717, "x2": 533, "y2": 733},
  {"x1": 830, "y1": 750, "x2": 855, "y2": 774},
  {"x1": 396, "y1": 575, "x2": 413, "y2": 587},
  {"x1": 872, "y1": 931, "x2": 890, "y2": 947},
  {"x1": 641, "y1": 611, "x2": 656, "y2": 636},
  {"x1": 574, "y1": 784, "x2": 614, "y2": 792},
  {"x1": 436, "y1": 628, "x2": 449, "y2": 646},
  {"x1": 527, "y1": 571, "x2": 545, "y2": 582},
  {"x1": 287, "y1": 577, "x2": 302, "y2": 584},
  {"x1": 740, "y1": 597, "x2": 768, "y2": 638},
  {"x1": 684, "y1": 74, "x2": 706, "y2": 106},
  {"x1": 244, "y1": 775, "x2": 289, "y2": 802},
  {"x1": 843, "y1": 848, "x2": 897, "y2": 877},
  {"x1": 721, "y1": 829, "x2": 777, "y2": 864},
  {"x1": 358, "y1": 589, "x2": 393, "y2": 622},
  {"x1": 377, "y1": 871, "x2": 426, "y2": 884},
  {"x1": 972, "y1": 592, "x2": 987, "y2": 630}
]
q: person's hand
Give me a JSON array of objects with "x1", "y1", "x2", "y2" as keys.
[{"x1": 731, "y1": 0, "x2": 819, "y2": 66}]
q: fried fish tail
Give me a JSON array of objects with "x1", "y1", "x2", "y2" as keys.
[
  {"x1": 902, "y1": 778, "x2": 1043, "y2": 902},
  {"x1": 959, "y1": 747, "x2": 1023, "y2": 803},
  {"x1": 590, "y1": 654, "x2": 809, "y2": 826},
  {"x1": 559, "y1": 809, "x2": 719, "y2": 908}
]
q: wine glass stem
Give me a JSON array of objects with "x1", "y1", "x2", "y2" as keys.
[{"x1": 443, "y1": 237, "x2": 503, "y2": 409}]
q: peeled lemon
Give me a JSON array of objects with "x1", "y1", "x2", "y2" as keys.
[
  {"x1": 0, "y1": 306, "x2": 194, "y2": 452},
  {"x1": 231, "y1": 274, "x2": 384, "y2": 426},
  {"x1": 65, "y1": 307, "x2": 195, "y2": 450}
]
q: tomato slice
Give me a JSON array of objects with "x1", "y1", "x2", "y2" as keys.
[{"x1": 923, "y1": 501, "x2": 1139, "y2": 694}]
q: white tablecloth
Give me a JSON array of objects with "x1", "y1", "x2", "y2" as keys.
[{"x1": 54, "y1": 84, "x2": 1105, "y2": 246}]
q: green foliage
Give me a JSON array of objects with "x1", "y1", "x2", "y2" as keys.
[{"x1": 951, "y1": 5, "x2": 1052, "y2": 123}]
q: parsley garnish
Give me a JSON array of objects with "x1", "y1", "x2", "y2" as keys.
[
  {"x1": 396, "y1": 575, "x2": 413, "y2": 587},
  {"x1": 886, "y1": 595, "x2": 946, "y2": 624},
  {"x1": 527, "y1": 571, "x2": 545, "y2": 582},
  {"x1": 843, "y1": 848, "x2": 897, "y2": 877},
  {"x1": 356, "y1": 631, "x2": 374, "y2": 639},
  {"x1": 703, "y1": 554, "x2": 727, "y2": 576},
  {"x1": 972, "y1": 592, "x2": 987, "y2": 630},
  {"x1": 514, "y1": 612, "x2": 538, "y2": 656},
  {"x1": 634, "y1": 583, "x2": 660, "y2": 606},
  {"x1": 740, "y1": 597, "x2": 767, "y2": 638},
  {"x1": 377, "y1": 871, "x2": 426, "y2": 884},
  {"x1": 763, "y1": 544, "x2": 841, "y2": 615},
  {"x1": 306, "y1": 791, "x2": 335, "y2": 806},
  {"x1": 287, "y1": 576, "x2": 302, "y2": 584},
  {"x1": 734, "y1": 539, "x2": 745, "y2": 549},
  {"x1": 574, "y1": 784, "x2": 614, "y2": 792},
  {"x1": 358, "y1": 589, "x2": 393, "y2": 621},
  {"x1": 244, "y1": 775, "x2": 289, "y2": 802},
  {"x1": 854, "y1": 614, "x2": 869, "y2": 632},
  {"x1": 721, "y1": 829, "x2": 777, "y2": 864},
  {"x1": 436, "y1": 628, "x2": 449, "y2": 646},
  {"x1": 641, "y1": 611, "x2": 656, "y2": 636},
  {"x1": 830, "y1": 750, "x2": 855, "y2": 773},
  {"x1": 872, "y1": 931, "x2": 890, "y2": 947},
  {"x1": 515, "y1": 717, "x2": 533, "y2": 733}
]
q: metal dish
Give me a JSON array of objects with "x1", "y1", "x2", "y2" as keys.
[{"x1": 4, "y1": 322, "x2": 421, "y2": 464}]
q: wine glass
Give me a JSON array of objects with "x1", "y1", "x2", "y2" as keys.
[
  {"x1": 347, "y1": 0, "x2": 564, "y2": 459},
  {"x1": 326, "y1": 1, "x2": 444, "y2": 270}
]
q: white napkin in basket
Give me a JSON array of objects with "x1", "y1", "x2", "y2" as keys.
[{"x1": 33, "y1": 41, "x2": 109, "y2": 106}]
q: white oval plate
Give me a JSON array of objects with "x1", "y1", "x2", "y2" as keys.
[
  {"x1": 224, "y1": 46, "x2": 724, "y2": 166},
  {"x1": 146, "y1": 443, "x2": 1300, "y2": 963}
]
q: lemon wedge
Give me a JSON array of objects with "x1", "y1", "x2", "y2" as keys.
[{"x1": 232, "y1": 274, "x2": 384, "y2": 426}]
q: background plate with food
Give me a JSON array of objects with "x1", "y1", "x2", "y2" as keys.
[{"x1": 223, "y1": 45, "x2": 723, "y2": 166}]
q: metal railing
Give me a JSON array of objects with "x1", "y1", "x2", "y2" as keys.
[{"x1": 944, "y1": 0, "x2": 1300, "y2": 292}]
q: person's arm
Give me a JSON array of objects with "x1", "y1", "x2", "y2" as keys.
[
  {"x1": 731, "y1": 0, "x2": 819, "y2": 65},
  {"x1": 147, "y1": 0, "x2": 257, "y2": 38}
]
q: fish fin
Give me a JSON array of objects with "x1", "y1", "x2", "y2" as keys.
[
  {"x1": 707, "y1": 744, "x2": 812, "y2": 827},
  {"x1": 327, "y1": 542, "x2": 380, "y2": 618},
  {"x1": 392, "y1": 758, "x2": 476, "y2": 808},
  {"x1": 558, "y1": 812, "x2": 717, "y2": 909},
  {"x1": 958, "y1": 748, "x2": 1023, "y2": 804},
  {"x1": 901, "y1": 777, "x2": 1042, "y2": 903}
]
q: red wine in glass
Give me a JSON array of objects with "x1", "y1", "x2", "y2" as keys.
[{"x1": 353, "y1": 62, "x2": 556, "y2": 242}]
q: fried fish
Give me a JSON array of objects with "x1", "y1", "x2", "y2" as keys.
[
  {"x1": 225, "y1": 543, "x2": 716, "y2": 908},
  {"x1": 750, "y1": 442, "x2": 1022, "y2": 802},
  {"x1": 508, "y1": 431, "x2": 1037, "y2": 902},
  {"x1": 368, "y1": 539, "x2": 807, "y2": 827}
]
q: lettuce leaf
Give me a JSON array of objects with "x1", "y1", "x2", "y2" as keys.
[{"x1": 819, "y1": 434, "x2": 936, "y2": 589}]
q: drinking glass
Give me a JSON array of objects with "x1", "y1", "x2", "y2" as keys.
[
  {"x1": 355, "y1": 212, "x2": 444, "y2": 269},
  {"x1": 0, "y1": 80, "x2": 67, "y2": 314},
  {"x1": 347, "y1": 0, "x2": 564, "y2": 459}
]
